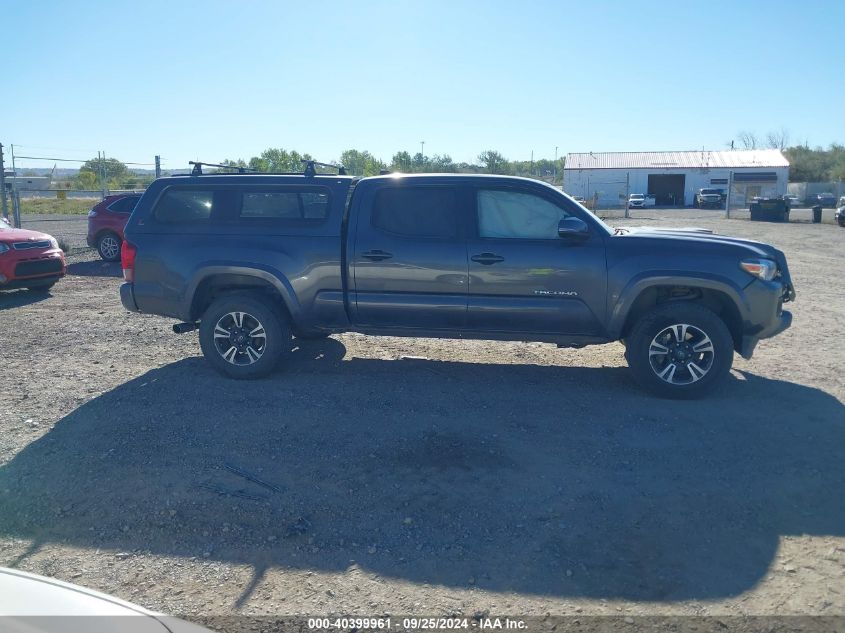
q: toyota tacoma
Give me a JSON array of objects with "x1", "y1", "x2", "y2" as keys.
[{"x1": 119, "y1": 163, "x2": 795, "y2": 398}]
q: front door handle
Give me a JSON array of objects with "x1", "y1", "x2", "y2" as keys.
[
  {"x1": 362, "y1": 249, "x2": 393, "y2": 261},
  {"x1": 471, "y1": 252, "x2": 505, "y2": 265}
]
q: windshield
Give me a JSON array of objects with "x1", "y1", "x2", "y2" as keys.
[
  {"x1": 701, "y1": 189, "x2": 720, "y2": 195},
  {"x1": 630, "y1": 194, "x2": 644, "y2": 199}
]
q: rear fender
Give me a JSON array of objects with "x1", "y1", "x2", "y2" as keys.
[{"x1": 183, "y1": 265, "x2": 300, "y2": 323}]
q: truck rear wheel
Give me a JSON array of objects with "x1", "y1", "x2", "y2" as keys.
[
  {"x1": 199, "y1": 293, "x2": 290, "y2": 379},
  {"x1": 625, "y1": 303, "x2": 733, "y2": 398}
]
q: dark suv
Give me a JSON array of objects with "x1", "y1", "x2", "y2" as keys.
[{"x1": 119, "y1": 163, "x2": 795, "y2": 398}]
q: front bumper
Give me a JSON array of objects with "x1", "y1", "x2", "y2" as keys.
[
  {"x1": 738, "y1": 274, "x2": 795, "y2": 359},
  {"x1": 0, "y1": 249, "x2": 66, "y2": 288},
  {"x1": 120, "y1": 282, "x2": 139, "y2": 311}
]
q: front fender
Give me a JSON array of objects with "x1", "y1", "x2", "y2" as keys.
[{"x1": 607, "y1": 271, "x2": 749, "y2": 338}]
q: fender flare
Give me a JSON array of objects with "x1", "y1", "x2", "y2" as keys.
[
  {"x1": 607, "y1": 272, "x2": 749, "y2": 339},
  {"x1": 182, "y1": 264, "x2": 301, "y2": 323}
]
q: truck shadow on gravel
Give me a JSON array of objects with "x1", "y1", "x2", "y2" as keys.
[
  {"x1": 1, "y1": 337, "x2": 843, "y2": 603},
  {"x1": 66, "y1": 260, "x2": 122, "y2": 278},
  {"x1": 0, "y1": 290, "x2": 51, "y2": 310}
]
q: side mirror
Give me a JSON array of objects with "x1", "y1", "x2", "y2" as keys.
[{"x1": 558, "y1": 216, "x2": 589, "y2": 239}]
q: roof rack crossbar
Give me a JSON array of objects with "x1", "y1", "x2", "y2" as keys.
[
  {"x1": 186, "y1": 160, "x2": 347, "y2": 177},
  {"x1": 301, "y1": 160, "x2": 347, "y2": 177},
  {"x1": 189, "y1": 161, "x2": 257, "y2": 176}
]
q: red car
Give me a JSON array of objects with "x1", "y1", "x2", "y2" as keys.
[
  {"x1": 86, "y1": 193, "x2": 141, "y2": 261},
  {"x1": 0, "y1": 219, "x2": 66, "y2": 292}
]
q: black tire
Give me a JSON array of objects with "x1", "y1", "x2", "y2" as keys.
[
  {"x1": 625, "y1": 302, "x2": 734, "y2": 399},
  {"x1": 97, "y1": 232, "x2": 122, "y2": 262},
  {"x1": 838, "y1": 218, "x2": 845, "y2": 228},
  {"x1": 199, "y1": 293, "x2": 291, "y2": 379}
]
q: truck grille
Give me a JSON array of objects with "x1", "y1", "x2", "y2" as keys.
[
  {"x1": 14, "y1": 259, "x2": 63, "y2": 277},
  {"x1": 13, "y1": 240, "x2": 52, "y2": 250}
]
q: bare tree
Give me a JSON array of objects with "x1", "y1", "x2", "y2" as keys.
[
  {"x1": 738, "y1": 131, "x2": 759, "y2": 150},
  {"x1": 766, "y1": 127, "x2": 790, "y2": 151}
]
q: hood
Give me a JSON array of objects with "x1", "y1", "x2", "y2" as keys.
[
  {"x1": 0, "y1": 226, "x2": 55, "y2": 243},
  {"x1": 614, "y1": 225, "x2": 783, "y2": 259}
]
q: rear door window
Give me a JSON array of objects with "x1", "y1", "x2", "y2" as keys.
[{"x1": 371, "y1": 187, "x2": 459, "y2": 238}]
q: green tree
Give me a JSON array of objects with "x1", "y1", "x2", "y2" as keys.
[
  {"x1": 75, "y1": 170, "x2": 97, "y2": 190},
  {"x1": 391, "y1": 151, "x2": 412, "y2": 172},
  {"x1": 478, "y1": 150, "x2": 508, "y2": 174},
  {"x1": 77, "y1": 157, "x2": 129, "y2": 188},
  {"x1": 339, "y1": 149, "x2": 386, "y2": 176},
  {"x1": 246, "y1": 148, "x2": 314, "y2": 173},
  {"x1": 429, "y1": 154, "x2": 457, "y2": 172}
]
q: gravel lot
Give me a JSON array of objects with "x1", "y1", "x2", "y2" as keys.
[{"x1": 0, "y1": 211, "x2": 843, "y2": 628}]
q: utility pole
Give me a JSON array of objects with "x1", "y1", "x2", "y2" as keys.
[
  {"x1": 0, "y1": 144, "x2": 8, "y2": 222},
  {"x1": 155, "y1": 155, "x2": 161, "y2": 179},
  {"x1": 10, "y1": 143, "x2": 20, "y2": 228},
  {"x1": 554, "y1": 146, "x2": 558, "y2": 183},
  {"x1": 530, "y1": 150, "x2": 534, "y2": 176},
  {"x1": 624, "y1": 171, "x2": 630, "y2": 219},
  {"x1": 98, "y1": 151, "x2": 107, "y2": 197},
  {"x1": 420, "y1": 141, "x2": 425, "y2": 157},
  {"x1": 725, "y1": 171, "x2": 733, "y2": 219}
]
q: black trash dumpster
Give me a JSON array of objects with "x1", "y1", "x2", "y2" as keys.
[
  {"x1": 812, "y1": 205, "x2": 823, "y2": 223},
  {"x1": 750, "y1": 197, "x2": 790, "y2": 222}
]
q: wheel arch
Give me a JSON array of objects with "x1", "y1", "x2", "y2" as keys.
[
  {"x1": 612, "y1": 275, "x2": 747, "y2": 351},
  {"x1": 93, "y1": 228, "x2": 122, "y2": 243},
  {"x1": 185, "y1": 266, "x2": 300, "y2": 324}
]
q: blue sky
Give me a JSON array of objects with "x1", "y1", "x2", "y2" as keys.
[{"x1": 4, "y1": 0, "x2": 843, "y2": 171}]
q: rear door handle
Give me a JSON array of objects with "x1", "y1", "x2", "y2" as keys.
[
  {"x1": 471, "y1": 252, "x2": 505, "y2": 265},
  {"x1": 362, "y1": 250, "x2": 393, "y2": 261}
]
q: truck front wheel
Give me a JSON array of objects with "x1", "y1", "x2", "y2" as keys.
[
  {"x1": 625, "y1": 303, "x2": 734, "y2": 398},
  {"x1": 199, "y1": 293, "x2": 290, "y2": 379}
]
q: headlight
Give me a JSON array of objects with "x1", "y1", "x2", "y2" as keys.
[
  {"x1": 49, "y1": 237, "x2": 60, "y2": 250},
  {"x1": 740, "y1": 258, "x2": 777, "y2": 281},
  {"x1": 0, "y1": 243, "x2": 8, "y2": 254}
]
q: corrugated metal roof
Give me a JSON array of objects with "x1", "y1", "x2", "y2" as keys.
[{"x1": 565, "y1": 149, "x2": 789, "y2": 170}]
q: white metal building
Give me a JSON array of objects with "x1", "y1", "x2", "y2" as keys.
[{"x1": 563, "y1": 149, "x2": 789, "y2": 207}]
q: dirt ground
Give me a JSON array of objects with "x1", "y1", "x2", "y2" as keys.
[{"x1": 0, "y1": 211, "x2": 843, "y2": 628}]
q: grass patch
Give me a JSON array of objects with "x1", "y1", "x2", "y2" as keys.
[{"x1": 17, "y1": 197, "x2": 98, "y2": 216}]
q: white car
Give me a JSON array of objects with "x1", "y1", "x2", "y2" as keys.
[
  {"x1": 628, "y1": 193, "x2": 646, "y2": 208},
  {"x1": 0, "y1": 567, "x2": 213, "y2": 633},
  {"x1": 629, "y1": 194, "x2": 655, "y2": 208}
]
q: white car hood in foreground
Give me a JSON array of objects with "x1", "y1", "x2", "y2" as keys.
[{"x1": 0, "y1": 567, "x2": 212, "y2": 633}]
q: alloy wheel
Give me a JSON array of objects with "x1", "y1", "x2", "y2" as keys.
[
  {"x1": 212, "y1": 311, "x2": 267, "y2": 365},
  {"x1": 100, "y1": 235, "x2": 120, "y2": 260},
  {"x1": 648, "y1": 323, "x2": 715, "y2": 385}
]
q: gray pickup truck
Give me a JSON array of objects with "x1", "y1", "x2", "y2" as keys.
[{"x1": 120, "y1": 166, "x2": 794, "y2": 398}]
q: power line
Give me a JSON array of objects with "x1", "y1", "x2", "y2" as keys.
[{"x1": 14, "y1": 155, "x2": 157, "y2": 166}]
